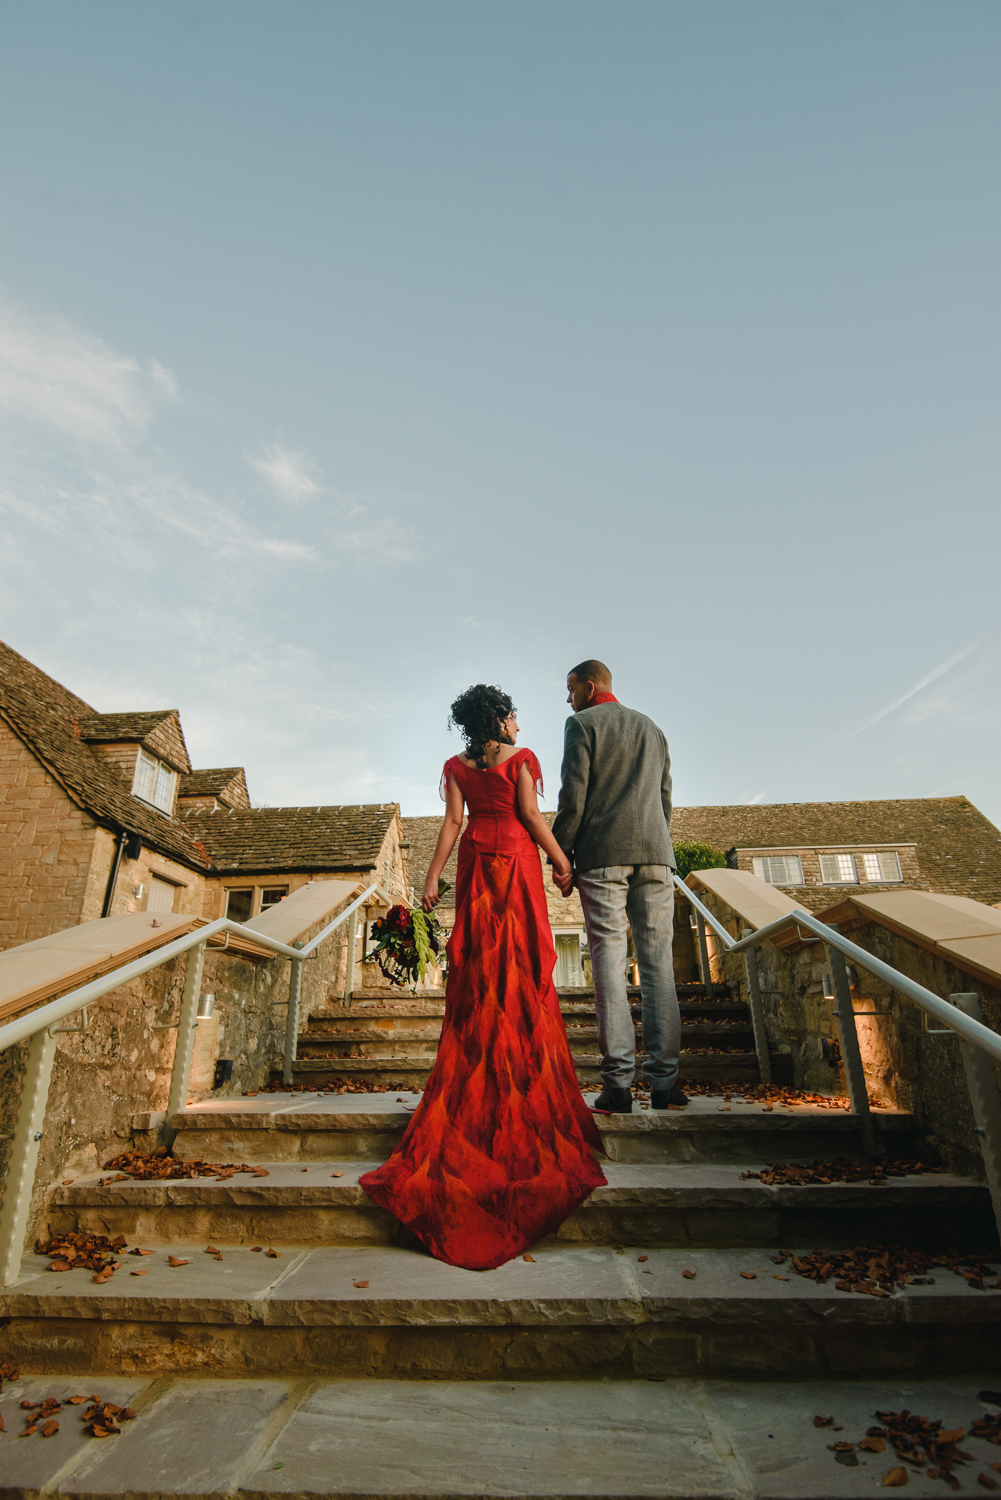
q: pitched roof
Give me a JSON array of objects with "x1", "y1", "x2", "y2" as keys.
[
  {"x1": 78, "y1": 710, "x2": 192, "y2": 774},
  {"x1": 0, "y1": 638, "x2": 209, "y2": 870},
  {"x1": 672, "y1": 797, "x2": 1001, "y2": 906},
  {"x1": 181, "y1": 803, "x2": 398, "y2": 873},
  {"x1": 178, "y1": 767, "x2": 251, "y2": 809}
]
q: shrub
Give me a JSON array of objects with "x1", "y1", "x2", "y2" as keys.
[{"x1": 673, "y1": 839, "x2": 727, "y2": 881}]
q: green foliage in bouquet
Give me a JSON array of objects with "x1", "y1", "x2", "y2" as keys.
[{"x1": 365, "y1": 880, "x2": 450, "y2": 990}]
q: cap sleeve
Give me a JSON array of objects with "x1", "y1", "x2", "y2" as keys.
[
  {"x1": 525, "y1": 749, "x2": 544, "y2": 798},
  {"x1": 439, "y1": 759, "x2": 452, "y2": 803}
]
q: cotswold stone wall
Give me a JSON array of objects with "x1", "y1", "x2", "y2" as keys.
[{"x1": 696, "y1": 887, "x2": 1001, "y2": 1177}]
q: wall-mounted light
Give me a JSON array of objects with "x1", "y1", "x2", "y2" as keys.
[
  {"x1": 197, "y1": 993, "x2": 215, "y2": 1020},
  {"x1": 822, "y1": 974, "x2": 834, "y2": 1001}
]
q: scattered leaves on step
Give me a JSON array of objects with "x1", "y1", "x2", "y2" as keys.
[
  {"x1": 785, "y1": 1245, "x2": 998, "y2": 1297},
  {"x1": 742, "y1": 1158, "x2": 944, "y2": 1187},
  {"x1": 739, "y1": 1271, "x2": 756, "y2": 1279},
  {"x1": 682, "y1": 1269, "x2": 695, "y2": 1279},
  {"x1": 35, "y1": 1231, "x2": 126, "y2": 1278},
  {"x1": 101, "y1": 1147, "x2": 270, "y2": 1181},
  {"x1": 522, "y1": 1254, "x2": 536, "y2": 1263},
  {"x1": 971, "y1": 1413, "x2": 1001, "y2": 1445},
  {"x1": 167, "y1": 1256, "x2": 190, "y2": 1267},
  {"x1": 353, "y1": 1280, "x2": 369, "y2": 1288},
  {"x1": 128, "y1": 1247, "x2": 152, "y2": 1257},
  {"x1": 883, "y1": 1467, "x2": 908, "y2": 1486}
]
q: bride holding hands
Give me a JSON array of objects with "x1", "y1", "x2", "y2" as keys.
[{"x1": 360, "y1": 684, "x2": 606, "y2": 1271}]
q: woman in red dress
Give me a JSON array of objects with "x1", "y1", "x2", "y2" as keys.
[{"x1": 360, "y1": 684, "x2": 606, "y2": 1271}]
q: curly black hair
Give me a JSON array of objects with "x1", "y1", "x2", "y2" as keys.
[{"x1": 448, "y1": 684, "x2": 515, "y2": 771}]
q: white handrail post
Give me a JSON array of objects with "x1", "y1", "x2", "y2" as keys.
[
  {"x1": 694, "y1": 909, "x2": 713, "y2": 999},
  {"x1": 164, "y1": 940, "x2": 207, "y2": 1138},
  {"x1": 0, "y1": 1028, "x2": 57, "y2": 1287},
  {"x1": 743, "y1": 942, "x2": 772, "y2": 1085},
  {"x1": 342, "y1": 911, "x2": 358, "y2": 1008},
  {"x1": 283, "y1": 942, "x2": 304, "y2": 1087},
  {"x1": 825, "y1": 942, "x2": 877, "y2": 1155},
  {"x1": 952, "y1": 993, "x2": 1001, "y2": 1243}
]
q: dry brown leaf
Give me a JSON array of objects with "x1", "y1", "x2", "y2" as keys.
[
  {"x1": 167, "y1": 1257, "x2": 190, "y2": 1268},
  {"x1": 353, "y1": 1280, "x2": 369, "y2": 1288},
  {"x1": 978, "y1": 1474, "x2": 998, "y2": 1490},
  {"x1": 939, "y1": 1430, "x2": 965, "y2": 1444},
  {"x1": 215, "y1": 1253, "x2": 223, "y2": 1261},
  {"x1": 522, "y1": 1254, "x2": 536, "y2": 1263},
  {"x1": 251, "y1": 1246, "x2": 263, "y2": 1252},
  {"x1": 266, "y1": 1249, "x2": 280, "y2": 1258},
  {"x1": 883, "y1": 1467, "x2": 908, "y2": 1486},
  {"x1": 41, "y1": 1420, "x2": 59, "y2": 1438},
  {"x1": 130, "y1": 1269, "x2": 149, "y2": 1277},
  {"x1": 740, "y1": 1272, "x2": 757, "y2": 1280},
  {"x1": 20, "y1": 1425, "x2": 38, "y2": 1438},
  {"x1": 62, "y1": 1179, "x2": 74, "y2": 1185},
  {"x1": 773, "y1": 1274, "x2": 789, "y2": 1281},
  {"x1": 205, "y1": 1245, "x2": 219, "y2": 1255},
  {"x1": 128, "y1": 1248, "x2": 152, "y2": 1257},
  {"x1": 332, "y1": 1171, "x2": 344, "y2": 1178},
  {"x1": 682, "y1": 1268, "x2": 695, "y2": 1279},
  {"x1": 0, "y1": 1413, "x2": 4, "y2": 1433},
  {"x1": 638, "y1": 1255, "x2": 648, "y2": 1262},
  {"x1": 814, "y1": 1416, "x2": 834, "y2": 1427},
  {"x1": 860, "y1": 1437, "x2": 886, "y2": 1453}
]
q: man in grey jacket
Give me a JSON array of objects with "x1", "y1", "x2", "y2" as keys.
[{"x1": 552, "y1": 659, "x2": 685, "y2": 1114}]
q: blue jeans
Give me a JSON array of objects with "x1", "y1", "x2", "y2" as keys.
[{"x1": 576, "y1": 865, "x2": 680, "y2": 1091}]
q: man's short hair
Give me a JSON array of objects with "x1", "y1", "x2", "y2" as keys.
[{"x1": 568, "y1": 658, "x2": 612, "y2": 686}]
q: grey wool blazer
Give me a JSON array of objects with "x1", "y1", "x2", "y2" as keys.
[{"x1": 552, "y1": 701, "x2": 676, "y2": 872}]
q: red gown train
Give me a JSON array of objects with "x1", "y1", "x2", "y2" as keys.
[{"x1": 360, "y1": 747, "x2": 606, "y2": 1271}]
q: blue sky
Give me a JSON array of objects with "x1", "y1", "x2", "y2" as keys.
[{"x1": 1, "y1": 0, "x2": 999, "y2": 823}]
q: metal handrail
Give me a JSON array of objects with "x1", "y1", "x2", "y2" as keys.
[
  {"x1": 674, "y1": 876, "x2": 1001, "y2": 1063},
  {"x1": 0, "y1": 882, "x2": 389, "y2": 1286}
]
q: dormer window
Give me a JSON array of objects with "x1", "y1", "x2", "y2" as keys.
[{"x1": 133, "y1": 750, "x2": 175, "y2": 813}]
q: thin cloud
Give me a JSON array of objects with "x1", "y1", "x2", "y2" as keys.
[
  {"x1": 848, "y1": 643, "x2": 981, "y2": 738},
  {"x1": 0, "y1": 297, "x2": 173, "y2": 446},
  {"x1": 746, "y1": 792, "x2": 766, "y2": 805},
  {"x1": 247, "y1": 442, "x2": 320, "y2": 501}
]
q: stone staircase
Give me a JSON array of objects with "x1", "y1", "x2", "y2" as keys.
[
  {"x1": 3, "y1": 1090, "x2": 1000, "y2": 1495},
  {"x1": 284, "y1": 983, "x2": 794, "y2": 1091}
]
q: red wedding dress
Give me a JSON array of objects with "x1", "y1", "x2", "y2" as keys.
[{"x1": 360, "y1": 747, "x2": 606, "y2": 1271}]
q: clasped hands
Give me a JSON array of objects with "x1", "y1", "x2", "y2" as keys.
[{"x1": 551, "y1": 861, "x2": 575, "y2": 898}]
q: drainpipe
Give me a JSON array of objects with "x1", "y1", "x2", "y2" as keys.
[{"x1": 101, "y1": 830, "x2": 129, "y2": 918}]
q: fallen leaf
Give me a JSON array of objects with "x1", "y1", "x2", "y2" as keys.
[
  {"x1": 41, "y1": 1420, "x2": 58, "y2": 1438},
  {"x1": 91, "y1": 1269, "x2": 113, "y2": 1284},
  {"x1": 215, "y1": 1253, "x2": 223, "y2": 1261},
  {"x1": 939, "y1": 1430, "x2": 965, "y2": 1444},
  {"x1": 130, "y1": 1269, "x2": 149, "y2": 1277},
  {"x1": 830, "y1": 1441, "x2": 855, "y2": 1452},
  {"x1": 773, "y1": 1274, "x2": 789, "y2": 1281},
  {"x1": 266, "y1": 1249, "x2": 280, "y2": 1258},
  {"x1": 62, "y1": 1179, "x2": 74, "y2": 1185},
  {"x1": 353, "y1": 1280, "x2": 369, "y2": 1288},
  {"x1": 740, "y1": 1272, "x2": 757, "y2": 1280},
  {"x1": 251, "y1": 1246, "x2": 263, "y2": 1252},
  {"x1": 0, "y1": 1414, "x2": 4, "y2": 1432},
  {"x1": 49, "y1": 1261, "x2": 70, "y2": 1273},
  {"x1": 205, "y1": 1246, "x2": 220, "y2": 1255},
  {"x1": 861, "y1": 1437, "x2": 886, "y2": 1453},
  {"x1": 978, "y1": 1475, "x2": 998, "y2": 1490},
  {"x1": 883, "y1": 1467, "x2": 908, "y2": 1486},
  {"x1": 638, "y1": 1255, "x2": 648, "y2": 1263},
  {"x1": 814, "y1": 1416, "x2": 834, "y2": 1427},
  {"x1": 331, "y1": 1171, "x2": 344, "y2": 1178},
  {"x1": 19, "y1": 1425, "x2": 38, "y2": 1438},
  {"x1": 682, "y1": 1269, "x2": 695, "y2": 1279},
  {"x1": 522, "y1": 1254, "x2": 536, "y2": 1263},
  {"x1": 128, "y1": 1248, "x2": 152, "y2": 1257},
  {"x1": 167, "y1": 1257, "x2": 190, "y2": 1268},
  {"x1": 65, "y1": 1397, "x2": 88, "y2": 1405}
]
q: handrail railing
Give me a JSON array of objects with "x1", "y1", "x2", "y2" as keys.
[
  {"x1": 674, "y1": 873, "x2": 1001, "y2": 1235},
  {"x1": 0, "y1": 882, "x2": 387, "y2": 1287}
]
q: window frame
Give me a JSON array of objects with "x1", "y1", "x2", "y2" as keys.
[
  {"x1": 860, "y1": 850, "x2": 903, "y2": 883},
  {"x1": 819, "y1": 852, "x2": 859, "y2": 885},
  {"x1": 751, "y1": 855, "x2": 804, "y2": 887},
  {"x1": 132, "y1": 749, "x2": 176, "y2": 814}
]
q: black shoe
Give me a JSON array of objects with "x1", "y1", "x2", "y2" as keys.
[
  {"x1": 590, "y1": 1086, "x2": 633, "y2": 1115},
  {"x1": 650, "y1": 1085, "x2": 688, "y2": 1109}
]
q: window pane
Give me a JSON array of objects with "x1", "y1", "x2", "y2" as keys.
[
  {"x1": 755, "y1": 856, "x2": 803, "y2": 885},
  {"x1": 134, "y1": 752, "x2": 156, "y2": 802},
  {"x1": 861, "y1": 852, "x2": 880, "y2": 880},
  {"x1": 226, "y1": 889, "x2": 254, "y2": 923},
  {"x1": 154, "y1": 764, "x2": 173, "y2": 811},
  {"x1": 260, "y1": 888, "x2": 288, "y2": 910}
]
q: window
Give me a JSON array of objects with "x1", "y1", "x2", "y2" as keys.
[
  {"x1": 260, "y1": 887, "x2": 288, "y2": 911},
  {"x1": 819, "y1": 853, "x2": 858, "y2": 885},
  {"x1": 147, "y1": 876, "x2": 177, "y2": 913},
  {"x1": 133, "y1": 751, "x2": 175, "y2": 813},
  {"x1": 752, "y1": 855, "x2": 804, "y2": 886},
  {"x1": 860, "y1": 851, "x2": 902, "y2": 882},
  {"x1": 225, "y1": 888, "x2": 254, "y2": 923},
  {"x1": 554, "y1": 933, "x2": 585, "y2": 988}
]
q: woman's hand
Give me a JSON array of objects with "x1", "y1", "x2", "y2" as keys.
[
  {"x1": 422, "y1": 880, "x2": 440, "y2": 913},
  {"x1": 552, "y1": 859, "x2": 574, "y2": 898}
]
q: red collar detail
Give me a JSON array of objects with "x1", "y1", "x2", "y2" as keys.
[{"x1": 587, "y1": 691, "x2": 618, "y2": 707}]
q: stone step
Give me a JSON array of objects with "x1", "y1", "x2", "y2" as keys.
[
  {"x1": 4, "y1": 1243, "x2": 999, "y2": 1381},
  {"x1": 295, "y1": 1024, "x2": 756, "y2": 1060},
  {"x1": 4, "y1": 1373, "x2": 1001, "y2": 1499},
  {"x1": 307, "y1": 998, "x2": 749, "y2": 1032},
  {"x1": 44, "y1": 1162, "x2": 995, "y2": 1252},
  {"x1": 172, "y1": 1095, "x2": 919, "y2": 1165},
  {"x1": 272, "y1": 1053, "x2": 786, "y2": 1089}
]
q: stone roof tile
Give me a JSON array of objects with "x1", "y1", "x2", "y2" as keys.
[{"x1": 182, "y1": 803, "x2": 398, "y2": 873}]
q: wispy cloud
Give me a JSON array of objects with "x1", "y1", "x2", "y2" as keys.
[
  {"x1": 848, "y1": 643, "x2": 981, "y2": 738},
  {"x1": 0, "y1": 299, "x2": 172, "y2": 446},
  {"x1": 247, "y1": 442, "x2": 321, "y2": 501},
  {"x1": 746, "y1": 791, "x2": 766, "y2": 804}
]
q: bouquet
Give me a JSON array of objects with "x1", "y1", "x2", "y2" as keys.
[{"x1": 365, "y1": 881, "x2": 450, "y2": 990}]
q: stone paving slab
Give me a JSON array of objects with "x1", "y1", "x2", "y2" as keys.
[
  {"x1": 264, "y1": 1245, "x2": 642, "y2": 1326},
  {"x1": 0, "y1": 1375, "x2": 149, "y2": 1494},
  {"x1": 0, "y1": 1246, "x2": 309, "y2": 1323},
  {"x1": 245, "y1": 1378, "x2": 740, "y2": 1497},
  {"x1": 2, "y1": 1376, "x2": 1000, "y2": 1498}
]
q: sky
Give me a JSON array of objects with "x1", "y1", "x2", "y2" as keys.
[{"x1": 0, "y1": 0, "x2": 999, "y2": 824}]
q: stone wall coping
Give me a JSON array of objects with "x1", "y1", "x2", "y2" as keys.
[
  {"x1": 244, "y1": 877, "x2": 366, "y2": 946},
  {"x1": 816, "y1": 888, "x2": 1001, "y2": 989},
  {"x1": 685, "y1": 867, "x2": 803, "y2": 941}
]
